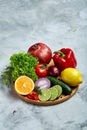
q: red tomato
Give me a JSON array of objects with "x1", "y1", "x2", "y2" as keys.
[
  {"x1": 27, "y1": 92, "x2": 39, "y2": 100},
  {"x1": 35, "y1": 64, "x2": 48, "y2": 77}
]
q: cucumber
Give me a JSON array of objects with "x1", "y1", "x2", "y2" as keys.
[{"x1": 47, "y1": 76, "x2": 72, "y2": 95}]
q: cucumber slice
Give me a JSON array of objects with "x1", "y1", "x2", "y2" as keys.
[
  {"x1": 49, "y1": 87, "x2": 58, "y2": 100},
  {"x1": 53, "y1": 85, "x2": 62, "y2": 97},
  {"x1": 47, "y1": 76, "x2": 72, "y2": 95},
  {"x1": 39, "y1": 89, "x2": 51, "y2": 101}
]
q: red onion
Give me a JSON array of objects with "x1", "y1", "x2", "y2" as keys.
[
  {"x1": 35, "y1": 78, "x2": 51, "y2": 90},
  {"x1": 48, "y1": 66, "x2": 60, "y2": 77}
]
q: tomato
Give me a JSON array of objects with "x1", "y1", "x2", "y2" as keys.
[
  {"x1": 28, "y1": 43, "x2": 52, "y2": 64},
  {"x1": 35, "y1": 64, "x2": 48, "y2": 77},
  {"x1": 27, "y1": 92, "x2": 39, "y2": 100}
]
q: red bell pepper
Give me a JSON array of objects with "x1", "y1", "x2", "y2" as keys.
[{"x1": 53, "y1": 48, "x2": 77, "y2": 71}]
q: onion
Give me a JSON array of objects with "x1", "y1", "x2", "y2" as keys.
[
  {"x1": 35, "y1": 78, "x2": 51, "y2": 90},
  {"x1": 48, "y1": 66, "x2": 60, "y2": 77}
]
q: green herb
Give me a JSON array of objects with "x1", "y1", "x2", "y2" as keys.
[
  {"x1": 1, "y1": 66, "x2": 13, "y2": 86},
  {"x1": 1, "y1": 52, "x2": 39, "y2": 87},
  {"x1": 34, "y1": 86, "x2": 42, "y2": 95}
]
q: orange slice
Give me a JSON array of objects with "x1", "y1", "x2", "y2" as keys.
[{"x1": 14, "y1": 76, "x2": 34, "y2": 95}]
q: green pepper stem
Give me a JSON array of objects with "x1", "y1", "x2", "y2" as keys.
[
  {"x1": 58, "y1": 51, "x2": 66, "y2": 57},
  {"x1": 54, "y1": 51, "x2": 66, "y2": 57}
]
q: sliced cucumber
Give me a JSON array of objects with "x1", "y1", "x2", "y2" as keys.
[
  {"x1": 53, "y1": 85, "x2": 62, "y2": 97},
  {"x1": 39, "y1": 89, "x2": 51, "y2": 101},
  {"x1": 47, "y1": 76, "x2": 72, "y2": 95},
  {"x1": 49, "y1": 87, "x2": 58, "y2": 100}
]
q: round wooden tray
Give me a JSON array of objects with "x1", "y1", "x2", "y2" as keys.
[{"x1": 15, "y1": 86, "x2": 79, "y2": 106}]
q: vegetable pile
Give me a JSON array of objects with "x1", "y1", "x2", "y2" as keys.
[
  {"x1": 1, "y1": 52, "x2": 39, "y2": 86},
  {"x1": 1, "y1": 42, "x2": 83, "y2": 102}
]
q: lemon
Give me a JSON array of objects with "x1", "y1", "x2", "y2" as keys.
[{"x1": 61, "y1": 68, "x2": 83, "y2": 87}]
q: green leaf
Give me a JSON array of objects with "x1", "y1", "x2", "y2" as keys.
[
  {"x1": 1, "y1": 52, "x2": 39, "y2": 87},
  {"x1": 34, "y1": 87, "x2": 42, "y2": 95}
]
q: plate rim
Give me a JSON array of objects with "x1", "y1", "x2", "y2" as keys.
[{"x1": 14, "y1": 86, "x2": 79, "y2": 106}]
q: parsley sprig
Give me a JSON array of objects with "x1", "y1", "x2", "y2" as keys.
[{"x1": 1, "y1": 52, "x2": 39, "y2": 87}]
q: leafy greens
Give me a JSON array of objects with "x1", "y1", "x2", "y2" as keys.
[{"x1": 1, "y1": 52, "x2": 39, "y2": 86}]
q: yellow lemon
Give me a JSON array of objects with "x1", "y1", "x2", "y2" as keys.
[
  {"x1": 15, "y1": 76, "x2": 34, "y2": 95},
  {"x1": 61, "y1": 68, "x2": 83, "y2": 87}
]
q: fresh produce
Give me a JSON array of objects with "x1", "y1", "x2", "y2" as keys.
[
  {"x1": 28, "y1": 43, "x2": 52, "y2": 64},
  {"x1": 48, "y1": 65, "x2": 60, "y2": 77},
  {"x1": 38, "y1": 85, "x2": 62, "y2": 101},
  {"x1": 53, "y1": 48, "x2": 77, "y2": 71},
  {"x1": 15, "y1": 76, "x2": 34, "y2": 95},
  {"x1": 49, "y1": 87, "x2": 58, "y2": 100},
  {"x1": 61, "y1": 68, "x2": 83, "y2": 86},
  {"x1": 35, "y1": 64, "x2": 48, "y2": 77},
  {"x1": 39, "y1": 89, "x2": 51, "y2": 101},
  {"x1": 1, "y1": 42, "x2": 83, "y2": 104},
  {"x1": 1, "y1": 52, "x2": 39, "y2": 86},
  {"x1": 35, "y1": 77, "x2": 51, "y2": 90},
  {"x1": 27, "y1": 92, "x2": 39, "y2": 100},
  {"x1": 47, "y1": 76, "x2": 72, "y2": 95},
  {"x1": 53, "y1": 85, "x2": 62, "y2": 97},
  {"x1": 49, "y1": 85, "x2": 62, "y2": 100}
]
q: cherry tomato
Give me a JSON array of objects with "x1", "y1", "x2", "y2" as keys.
[
  {"x1": 27, "y1": 92, "x2": 39, "y2": 100},
  {"x1": 35, "y1": 64, "x2": 48, "y2": 77}
]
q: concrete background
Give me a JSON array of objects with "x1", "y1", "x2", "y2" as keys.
[{"x1": 0, "y1": 0, "x2": 87, "y2": 130}]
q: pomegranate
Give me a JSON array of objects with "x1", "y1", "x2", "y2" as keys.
[{"x1": 28, "y1": 43, "x2": 52, "y2": 64}]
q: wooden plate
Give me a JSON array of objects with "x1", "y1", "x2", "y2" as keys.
[
  {"x1": 15, "y1": 86, "x2": 79, "y2": 106},
  {"x1": 14, "y1": 60, "x2": 79, "y2": 106}
]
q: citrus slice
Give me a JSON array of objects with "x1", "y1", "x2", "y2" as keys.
[
  {"x1": 39, "y1": 89, "x2": 51, "y2": 101},
  {"x1": 49, "y1": 87, "x2": 58, "y2": 100},
  {"x1": 54, "y1": 85, "x2": 62, "y2": 97},
  {"x1": 15, "y1": 76, "x2": 34, "y2": 95}
]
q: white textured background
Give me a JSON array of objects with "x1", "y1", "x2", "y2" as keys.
[{"x1": 0, "y1": 0, "x2": 87, "y2": 130}]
